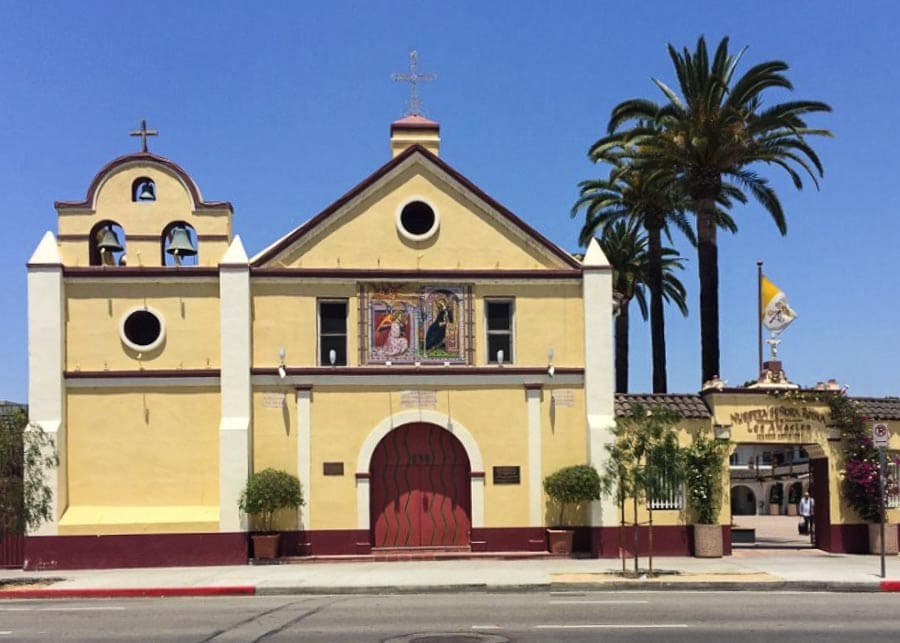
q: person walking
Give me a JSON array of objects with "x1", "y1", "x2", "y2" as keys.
[{"x1": 799, "y1": 490, "x2": 815, "y2": 544}]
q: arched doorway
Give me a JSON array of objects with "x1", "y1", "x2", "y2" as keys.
[
  {"x1": 369, "y1": 423, "x2": 471, "y2": 548},
  {"x1": 731, "y1": 485, "x2": 756, "y2": 515}
]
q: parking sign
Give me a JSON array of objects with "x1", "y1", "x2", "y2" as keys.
[{"x1": 873, "y1": 423, "x2": 889, "y2": 448}]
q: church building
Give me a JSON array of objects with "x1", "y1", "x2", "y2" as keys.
[{"x1": 23, "y1": 111, "x2": 898, "y2": 570}]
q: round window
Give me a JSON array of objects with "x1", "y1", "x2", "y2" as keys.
[
  {"x1": 396, "y1": 199, "x2": 439, "y2": 241},
  {"x1": 119, "y1": 307, "x2": 166, "y2": 352}
]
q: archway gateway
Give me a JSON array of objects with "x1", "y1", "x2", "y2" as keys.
[{"x1": 369, "y1": 423, "x2": 471, "y2": 548}]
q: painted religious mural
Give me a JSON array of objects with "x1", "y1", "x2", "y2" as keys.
[{"x1": 364, "y1": 284, "x2": 470, "y2": 364}]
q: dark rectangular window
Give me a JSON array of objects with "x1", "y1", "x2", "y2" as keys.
[
  {"x1": 486, "y1": 300, "x2": 513, "y2": 364},
  {"x1": 319, "y1": 300, "x2": 347, "y2": 365}
]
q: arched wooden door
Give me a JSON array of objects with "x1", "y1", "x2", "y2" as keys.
[{"x1": 370, "y1": 423, "x2": 471, "y2": 548}]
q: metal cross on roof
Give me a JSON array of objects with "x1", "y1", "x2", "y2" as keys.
[
  {"x1": 391, "y1": 51, "x2": 436, "y2": 116},
  {"x1": 130, "y1": 119, "x2": 159, "y2": 153}
]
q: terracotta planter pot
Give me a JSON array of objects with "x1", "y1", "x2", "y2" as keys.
[
  {"x1": 251, "y1": 533, "x2": 280, "y2": 560},
  {"x1": 868, "y1": 523, "x2": 899, "y2": 555},
  {"x1": 693, "y1": 524, "x2": 723, "y2": 558},
  {"x1": 546, "y1": 529, "x2": 574, "y2": 554},
  {"x1": 769, "y1": 503, "x2": 781, "y2": 516},
  {"x1": 787, "y1": 504, "x2": 798, "y2": 516}
]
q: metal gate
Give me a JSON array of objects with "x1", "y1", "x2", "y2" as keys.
[{"x1": 370, "y1": 423, "x2": 471, "y2": 548}]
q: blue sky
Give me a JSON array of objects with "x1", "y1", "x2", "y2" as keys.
[{"x1": 1, "y1": 1, "x2": 897, "y2": 402}]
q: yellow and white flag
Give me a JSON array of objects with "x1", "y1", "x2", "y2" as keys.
[{"x1": 761, "y1": 275, "x2": 797, "y2": 332}]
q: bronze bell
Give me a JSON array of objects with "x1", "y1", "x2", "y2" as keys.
[
  {"x1": 96, "y1": 227, "x2": 123, "y2": 254},
  {"x1": 166, "y1": 226, "x2": 197, "y2": 263},
  {"x1": 137, "y1": 181, "x2": 156, "y2": 201}
]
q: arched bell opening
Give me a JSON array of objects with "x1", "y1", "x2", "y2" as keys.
[
  {"x1": 132, "y1": 176, "x2": 156, "y2": 202},
  {"x1": 161, "y1": 221, "x2": 198, "y2": 266},
  {"x1": 89, "y1": 220, "x2": 126, "y2": 266}
]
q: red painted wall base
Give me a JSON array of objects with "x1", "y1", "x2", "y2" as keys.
[{"x1": 24, "y1": 533, "x2": 248, "y2": 570}]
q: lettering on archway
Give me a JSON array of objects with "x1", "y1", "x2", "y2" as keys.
[{"x1": 730, "y1": 405, "x2": 828, "y2": 441}]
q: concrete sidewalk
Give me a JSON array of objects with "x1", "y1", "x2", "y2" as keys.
[{"x1": 2, "y1": 547, "x2": 900, "y2": 598}]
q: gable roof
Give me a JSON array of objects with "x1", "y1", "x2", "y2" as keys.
[{"x1": 251, "y1": 144, "x2": 581, "y2": 268}]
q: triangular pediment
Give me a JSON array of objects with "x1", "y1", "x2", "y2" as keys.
[{"x1": 252, "y1": 146, "x2": 579, "y2": 272}]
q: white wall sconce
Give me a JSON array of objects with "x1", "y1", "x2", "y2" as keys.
[
  {"x1": 328, "y1": 348, "x2": 337, "y2": 366},
  {"x1": 547, "y1": 347, "x2": 555, "y2": 377},
  {"x1": 496, "y1": 349, "x2": 504, "y2": 366},
  {"x1": 278, "y1": 346, "x2": 286, "y2": 379}
]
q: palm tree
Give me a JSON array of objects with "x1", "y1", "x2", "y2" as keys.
[
  {"x1": 573, "y1": 165, "x2": 692, "y2": 392},
  {"x1": 596, "y1": 220, "x2": 688, "y2": 393},
  {"x1": 594, "y1": 36, "x2": 832, "y2": 383}
]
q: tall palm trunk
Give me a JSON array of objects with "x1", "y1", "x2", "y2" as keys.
[
  {"x1": 645, "y1": 219, "x2": 667, "y2": 393},
  {"x1": 697, "y1": 198, "x2": 719, "y2": 384},
  {"x1": 614, "y1": 302, "x2": 630, "y2": 393}
]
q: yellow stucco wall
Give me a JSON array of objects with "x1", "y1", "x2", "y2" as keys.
[
  {"x1": 252, "y1": 386, "x2": 588, "y2": 531},
  {"x1": 61, "y1": 387, "x2": 220, "y2": 534},
  {"x1": 251, "y1": 281, "x2": 584, "y2": 368},
  {"x1": 271, "y1": 169, "x2": 569, "y2": 270},
  {"x1": 66, "y1": 280, "x2": 221, "y2": 371}
]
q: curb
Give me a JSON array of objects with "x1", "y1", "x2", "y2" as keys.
[
  {"x1": 880, "y1": 580, "x2": 900, "y2": 592},
  {"x1": 0, "y1": 586, "x2": 256, "y2": 600}
]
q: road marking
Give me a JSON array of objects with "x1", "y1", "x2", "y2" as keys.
[
  {"x1": 550, "y1": 600, "x2": 649, "y2": 605},
  {"x1": 535, "y1": 624, "x2": 688, "y2": 630},
  {"x1": 0, "y1": 631, "x2": 11, "y2": 636},
  {"x1": 46, "y1": 606, "x2": 126, "y2": 612},
  {"x1": 472, "y1": 625, "x2": 501, "y2": 629}
]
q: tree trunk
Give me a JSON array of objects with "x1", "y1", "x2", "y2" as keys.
[
  {"x1": 697, "y1": 199, "x2": 719, "y2": 384},
  {"x1": 646, "y1": 223, "x2": 667, "y2": 393},
  {"x1": 615, "y1": 302, "x2": 630, "y2": 393}
]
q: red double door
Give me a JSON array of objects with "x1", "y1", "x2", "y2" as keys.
[{"x1": 370, "y1": 423, "x2": 471, "y2": 548}]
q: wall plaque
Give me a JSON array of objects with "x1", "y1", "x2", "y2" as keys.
[
  {"x1": 400, "y1": 390, "x2": 438, "y2": 409},
  {"x1": 493, "y1": 466, "x2": 521, "y2": 485},
  {"x1": 261, "y1": 393, "x2": 286, "y2": 409},
  {"x1": 323, "y1": 462, "x2": 344, "y2": 476},
  {"x1": 551, "y1": 389, "x2": 575, "y2": 407}
]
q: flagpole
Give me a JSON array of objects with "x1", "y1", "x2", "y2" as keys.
[{"x1": 757, "y1": 260, "x2": 763, "y2": 372}]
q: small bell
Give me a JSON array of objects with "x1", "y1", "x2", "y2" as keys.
[{"x1": 137, "y1": 181, "x2": 156, "y2": 201}]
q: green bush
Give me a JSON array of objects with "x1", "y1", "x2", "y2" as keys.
[
  {"x1": 768, "y1": 483, "x2": 783, "y2": 505},
  {"x1": 543, "y1": 464, "x2": 601, "y2": 526},
  {"x1": 238, "y1": 468, "x2": 304, "y2": 533},
  {"x1": 788, "y1": 481, "x2": 803, "y2": 504}
]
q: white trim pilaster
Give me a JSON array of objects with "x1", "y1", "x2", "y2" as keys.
[
  {"x1": 526, "y1": 385, "x2": 542, "y2": 526},
  {"x1": 582, "y1": 239, "x2": 617, "y2": 526},
  {"x1": 296, "y1": 387, "x2": 312, "y2": 531},
  {"x1": 27, "y1": 232, "x2": 65, "y2": 535},
  {"x1": 218, "y1": 236, "x2": 251, "y2": 532}
]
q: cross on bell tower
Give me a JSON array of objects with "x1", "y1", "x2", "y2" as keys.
[
  {"x1": 391, "y1": 51, "x2": 436, "y2": 117},
  {"x1": 129, "y1": 119, "x2": 159, "y2": 153}
]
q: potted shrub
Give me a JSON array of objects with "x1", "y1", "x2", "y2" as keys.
[
  {"x1": 542, "y1": 464, "x2": 601, "y2": 554},
  {"x1": 787, "y1": 482, "x2": 802, "y2": 516},
  {"x1": 239, "y1": 468, "x2": 304, "y2": 560},
  {"x1": 768, "y1": 483, "x2": 783, "y2": 515},
  {"x1": 683, "y1": 433, "x2": 728, "y2": 557}
]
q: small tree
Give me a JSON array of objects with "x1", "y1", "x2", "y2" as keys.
[
  {"x1": 600, "y1": 403, "x2": 683, "y2": 575},
  {"x1": 0, "y1": 406, "x2": 58, "y2": 538},
  {"x1": 543, "y1": 464, "x2": 601, "y2": 527},
  {"x1": 239, "y1": 468, "x2": 304, "y2": 533}
]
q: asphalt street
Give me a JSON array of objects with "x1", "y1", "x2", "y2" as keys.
[{"x1": 2, "y1": 591, "x2": 899, "y2": 642}]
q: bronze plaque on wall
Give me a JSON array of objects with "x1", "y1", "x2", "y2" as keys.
[
  {"x1": 323, "y1": 462, "x2": 344, "y2": 476},
  {"x1": 492, "y1": 466, "x2": 520, "y2": 485}
]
